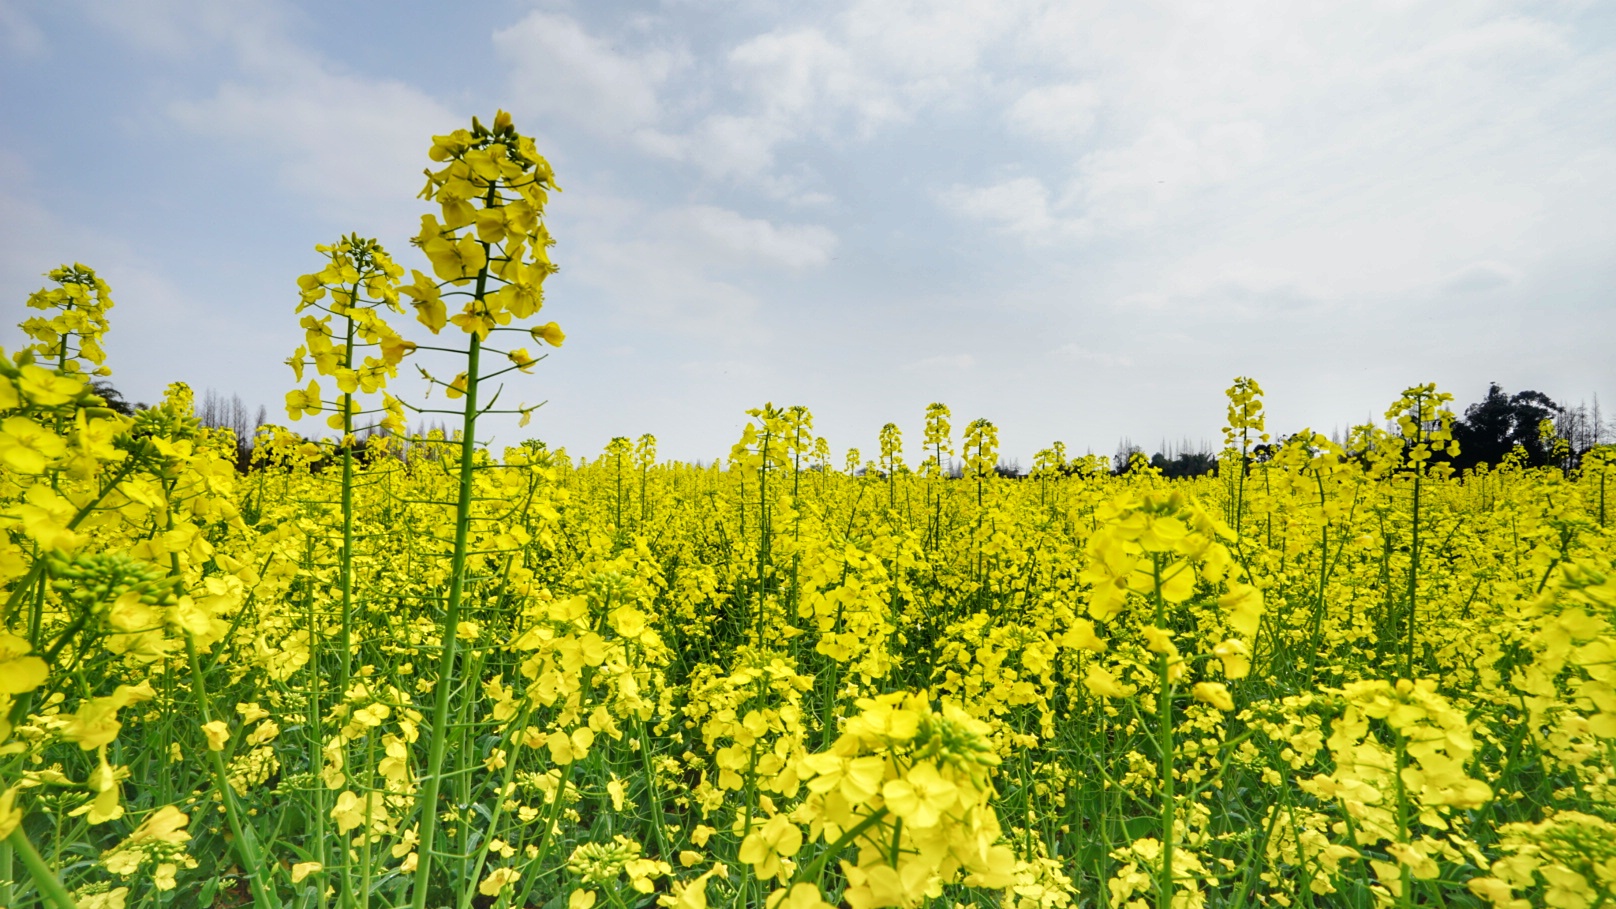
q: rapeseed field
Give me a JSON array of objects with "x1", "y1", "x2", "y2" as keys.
[{"x1": 2, "y1": 114, "x2": 1612, "y2": 909}]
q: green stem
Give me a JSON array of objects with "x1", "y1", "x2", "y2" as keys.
[
  {"x1": 1406, "y1": 466, "x2": 1421, "y2": 678},
  {"x1": 792, "y1": 808, "x2": 889, "y2": 888},
  {"x1": 1154, "y1": 556, "x2": 1177, "y2": 909},
  {"x1": 638, "y1": 721, "x2": 670, "y2": 859},
  {"x1": 456, "y1": 705, "x2": 532, "y2": 909},
  {"x1": 1394, "y1": 738, "x2": 1413, "y2": 909},
  {"x1": 509, "y1": 762, "x2": 578, "y2": 909},
  {"x1": 302, "y1": 533, "x2": 331, "y2": 909},
  {"x1": 188, "y1": 635, "x2": 283, "y2": 909},
  {"x1": 360, "y1": 732, "x2": 376, "y2": 909},
  {"x1": 409, "y1": 318, "x2": 487, "y2": 909},
  {"x1": 340, "y1": 309, "x2": 357, "y2": 697},
  {"x1": 6, "y1": 827, "x2": 75, "y2": 909},
  {"x1": 1226, "y1": 793, "x2": 1285, "y2": 909}
]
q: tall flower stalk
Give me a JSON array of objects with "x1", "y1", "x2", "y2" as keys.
[
  {"x1": 285, "y1": 236, "x2": 412, "y2": 699},
  {"x1": 283, "y1": 236, "x2": 413, "y2": 906},
  {"x1": 1222, "y1": 377, "x2": 1267, "y2": 537},
  {"x1": 922, "y1": 402, "x2": 952, "y2": 550},
  {"x1": 1383, "y1": 384, "x2": 1457, "y2": 676},
  {"x1": 399, "y1": 110, "x2": 562, "y2": 909}
]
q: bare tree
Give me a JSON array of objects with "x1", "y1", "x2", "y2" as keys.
[
  {"x1": 1554, "y1": 396, "x2": 1616, "y2": 465},
  {"x1": 1557, "y1": 401, "x2": 1597, "y2": 457},
  {"x1": 1114, "y1": 437, "x2": 1144, "y2": 474},
  {"x1": 196, "y1": 388, "x2": 266, "y2": 472},
  {"x1": 1151, "y1": 437, "x2": 1218, "y2": 478}
]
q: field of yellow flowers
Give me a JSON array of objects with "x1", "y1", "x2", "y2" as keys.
[{"x1": 2, "y1": 113, "x2": 1613, "y2": 909}]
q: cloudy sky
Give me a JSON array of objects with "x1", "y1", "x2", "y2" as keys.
[{"x1": 2, "y1": 0, "x2": 1612, "y2": 464}]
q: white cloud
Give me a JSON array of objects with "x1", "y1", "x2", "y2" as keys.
[
  {"x1": 489, "y1": 13, "x2": 899, "y2": 184},
  {"x1": 943, "y1": 177, "x2": 1085, "y2": 244},
  {"x1": 1054, "y1": 344, "x2": 1132, "y2": 368},
  {"x1": 575, "y1": 234, "x2": 765, "y2": 344},
  {"x1": 1061, "y1": 118, "x2": 1268, "y2": 231},
  {"x1": 554, "y1": 195, "x2": 838, "y2": 348},
  {"x1": 641, "y1": 1, "x2": 1030, "y2": 183},
  {"x1": 1379, "y1": 16, "x2": 1571, "y2": 77},
  {"x1": 842, "y1": 0, "x2": 1022, "y2": 80},
  {"x1": 1108, "y1": 266, "x2": 1330, "y2": 323},
  {"x1": 667, "y1": 113, "x2": 793, "y2": 181},
  {"x1": 1441, "y1": 261, "x2": 1522, "y2": 294},
  {"x1": 679, "y1": 359, "x2": 761, "y2": 380},
  {"x1": 729, "y1": 29, "x2": 874, "y2": 123},
  {"x1": 141, "y1": 6, "x2": 844, "y2": 360},
  {"x1": 946, "y1": 1, "x2": 1609, "y2": 279},
  {"x1": 678, "y1": 206, "x2": 837, "y2": 270},
  {"x1": 169, "y1": 73, "x2": 456, "y2": 221},
  {"x1": 1006, "y1": 82, "x2": 1099, "y2": 142},
  {"x1": 788, "y1": 191, "x2": 836, "y2": 208},
  {"x1": 129, "y1": 3, "x2": 458, "y2": 224},
  {"x1": 495, "y1": 12, "x2": 683, "y2": 140},
  {"x1": 655, "y1": 26, "x2": 901, "y2": 181},
  {"x1": 903, "y1": 353, "x2": 975, "y2": 372}
]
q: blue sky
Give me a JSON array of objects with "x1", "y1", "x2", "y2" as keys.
[{"x1": 2, "y1": 0, "x2": 1613, "y2": 463}]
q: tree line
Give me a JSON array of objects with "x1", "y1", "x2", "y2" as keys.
[
  {"x1": 86, "y1": 379, "x2": 1612, "y2": 478},
  {"x1": 1111, "y1": 383, "x2": 1611, "y2": 479}
]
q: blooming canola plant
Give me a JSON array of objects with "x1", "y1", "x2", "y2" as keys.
[{"x1": 0, "y1": 113, "x2": 1613, "y2": 909}]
